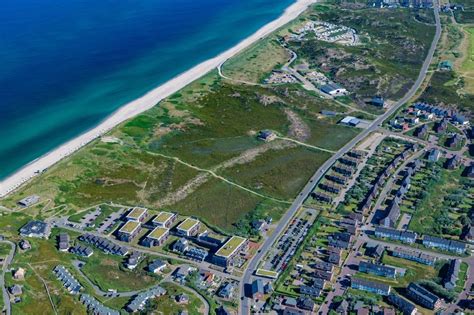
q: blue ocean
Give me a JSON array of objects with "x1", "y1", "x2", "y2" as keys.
[{"x1": 0, "y1": 0, "x2": 295, "y2": 178}]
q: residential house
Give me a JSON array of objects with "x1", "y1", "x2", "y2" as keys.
[
  {"x1": 213, "y1": 236, "x2": 248, "y2": 267},
  {"x1": 422, "y1": 235, "x2": 466, "y2": 254},
  {"x1": 172, "y1": 238, "x2": 189, "y2": 253},
  {"x1": 387, "y1": 293, "x2": 417, "y2": 315},
  {"x1": 336, "y1": 300, "x2": 349, "y2": 315},
  {"x1": 125, "y1": 252, "x2": 142, "y2": 270},
  {"x1": 351, "y1": 278, "x2": 391, "y2": 295},
  {"x1": 80, "y1": 294, "x2": 119, "y2": 315},
  {"x1": 414, "y1": 125, "x2": 428, "y2": 138},
  {"x1": 359, "y1": 261, "x2": 397, "y2": 278},
  {"x1": 445, "y1": 155, "x2": 461, "y2": 170},
  {"x1": 311, "y1": 192, "x2": 333, "y2": 203},
  {"x1": 379, "y1": 201, "x2": 400, "y2": 228},
  {"x1": 446, "y1": 134, "x2": 461, "y2": 148},
  {"x1": 125, "y1": 207, "x2": 148, "y2": 222},
  {"x1": 297, "y1": 297, "x2": 315, "y2": 312},
  {"x1": 257, "y1": 130, "x2": 276, "y2": 142},
  {"x1": 176, "y1": 218, "x2": 200, "y2": 237},
  {"x1": 299, "y1": 285, "x2": 321, "y2": 297},
  {"x1": 319, "y1": 182, "x2": 341, "y2": 194},
  {"x1": 13, "y1": 268, "x2": 26, "y2": 281},
  {"x1": 391, "y1": 247, "x2": 436, "y2": 266},
  {"x1": 251, "y1": 279, "x2": 264, "y2": 300},
  {"x1": 152, "y1": 211, "x2": 177, "y2": 228},
  {"x1": 141, "y1": 226, "x2": 169, "y2": 247},
  {"x1": 57, "y1": 232, "x2": 70, "y2": 252},
  {"x1": 126, "y1": 286, "x2": 166, "y2": 313},
  {"x1": 69, "y1": 245, "x2": 93, "y2": 258},
  {"x1": 370, "y1": 96, "x2": 385, "y2": 107},
  {"x1": 406, "y1": 283, "x2": 441, "y2": 310},
  {"x1": 53, "y1": 265, "x2": 82, "y2": 295},
  {"x1": 374, "y1": 227, "x2": 417, "y2": 244},
  {"x1": 427, "y1": 148, "x2": 441, "y2": 162},
  {"x1": 116, "y1": 220, "x2": 141, "y2": 242},
  {"x1": 218, "y1": 282, "x2": 235, "y2": 299},
  {"x1": 79, "y1": 234, "x2": 128, "y2": 256},
  {"x1": 19, "y1": 239, "x2": 31, "y2": 251},
  {"x1": 443, "y1": 259, "x2": 461, "y2": 290}
]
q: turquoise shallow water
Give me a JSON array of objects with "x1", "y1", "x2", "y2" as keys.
[{"x1": 0, "y1": 0, "x2": 295, "y2": 178}]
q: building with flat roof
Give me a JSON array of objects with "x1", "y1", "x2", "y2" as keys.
[
  {"x1": 176, "y1": 218, "x2": 200, "y2": 237},
  {"x1": 18, "y1": 195, "x2": 40, "y2": 207},
  {"x1": 116, "y1": 220, "x2": 141, "y2": 242},
  {"x1": 321, "y1": 83, "x2": 347, "y2": 96},
  {"x1": 141, "y1": 226, "x2": 169, "y2": 247},
  {"x1": 125, "y1": 207, "x2": 148, "y2": 222},
  {"x1": 19, "y1": 220, "x2": 50, "y2": 239},
  {"x1": 152, "y1": 211, "x2": 177, "y2": 228},
  {"x1": 340, "y1": 116, "x2": 360, "y2": 127},
  {"x1": 351, "y1": 278, "x2": 391, "y2": 295},
  {"x1": 406, "y1": 283, "x2": 441, "y2": 310},
  {"x1": 213, "y1": 236, "x2": 248, "y2": 267}
]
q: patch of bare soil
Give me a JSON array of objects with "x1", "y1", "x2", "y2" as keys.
[{"x1": 284, "y1": 109, "x2": 311, "y2": 142}]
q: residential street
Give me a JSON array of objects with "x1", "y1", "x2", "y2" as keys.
[{"x1": 239, "y1": 3, "x2": 441, "y2": 314}]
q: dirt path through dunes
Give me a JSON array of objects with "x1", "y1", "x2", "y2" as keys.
[{"x1": 148, "y1": 140, "x2": 295, "y2": 207}]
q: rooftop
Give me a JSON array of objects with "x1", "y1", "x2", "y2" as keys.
[
  {"x1": 148, "y1": 227, "x2": 169, "y2": 240},
  {"x1": 177, "y1": 218, "x2": 200, "y2": 232},
  {"x1": 119, "y1": 221, "x2": 141, "y2": 234},
  {"x1": 153, "y1": 211, "x2": 175, "y2": 224},
  {"x1": 215, "y1": 236, "x2": 247, "y2": 258},
  {"x1": 126, "y1": 207, "x2": 147, "y2": 220}
]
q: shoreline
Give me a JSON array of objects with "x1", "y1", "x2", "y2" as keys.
[{"x1": 0, "y1": 0, "x2": 317, "y2": 198}]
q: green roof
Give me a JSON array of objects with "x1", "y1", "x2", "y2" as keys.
[
  {"x1": 256, "y1": 269, "x2": 279, "y2": 279},
  {"x1": 177, "y1": 218, "x2": 199, "y2": 232},
  {"x1": 215, "y1": 236, "x2": 247, "y2": 258},
  {"x1": 126, "y1": 207, "x2": 147, "y2": 220},
  {"x1": 119, "y1": 221, "x2": 140, "y2": 234},
  {"x1": 148, "y1": 227, "x2": 169, "y2": 240},
  {"x1": 153, "y1": 212, "x2": 175, "y2": 224}
]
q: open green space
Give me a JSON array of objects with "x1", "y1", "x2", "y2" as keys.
[
  {"x1": 222, "y1": 37, "x2": 290, "y2": 83},
  {"x1": 79, "y1": 250, "x2": 157, "y2": 292},
  {"x1": 408, "y1": 163, "x2": 473, "y2": 238}
]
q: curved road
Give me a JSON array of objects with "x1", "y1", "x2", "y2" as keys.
[
  {"x1": 239, "y1": 5, "x2": 441, "y2": 314},
  {"x1": 0, "y1": 240, "x2": 16, "y2": 315}
]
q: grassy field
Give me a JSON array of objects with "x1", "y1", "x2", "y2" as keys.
[
  {"x1": 222, "y1": 37, "x2": 290, "y2": 83},
  {"x1": 148, "y1": 282, "x2": 205, "y2": 315},
  {"x1": 408, "y1": 164, "x2": 473, "y2": 238}
]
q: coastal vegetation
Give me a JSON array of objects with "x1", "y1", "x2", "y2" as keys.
[
  {"x1": 2, "y1": 3, "x2": 439, "y2": 236},
  {"x1": 286, "y1": 5, "x2": 436, "y2": 109}
]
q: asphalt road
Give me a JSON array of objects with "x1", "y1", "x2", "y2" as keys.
[
  {"x1": 239, "y1": 5, "x2": 441, "y2": 314},
  {"x1": 0, "y1": 240, "x2": 16, "y2": 315}
]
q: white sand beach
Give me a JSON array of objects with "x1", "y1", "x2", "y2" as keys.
[{"x1": 0, "y1": 0, "x2": 317, "y2": 197}]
